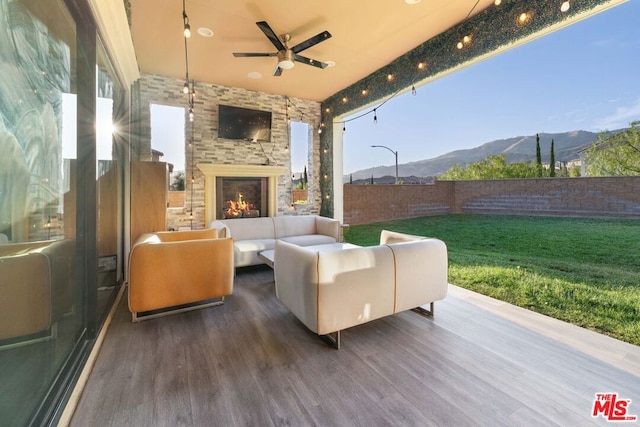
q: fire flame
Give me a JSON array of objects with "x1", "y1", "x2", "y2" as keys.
[{"x1": 225, "y1": 193, "x2": 255, "y2": 218}]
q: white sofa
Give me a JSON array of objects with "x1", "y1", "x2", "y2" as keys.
[
  {"x1": 210, "y1": 215, "x2": 340, "y2": 267},
  {"x1": 274, "y1": 230, "x2": 448, "y2": 348}
]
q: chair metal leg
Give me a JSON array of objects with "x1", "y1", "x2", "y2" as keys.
[
  {"x1": 321, "y1": 330, "x2": 341, "y2": 349},
  {"x1": 131, "y1": 297, "x2": 225, "y2": 323},
  {"x1": 411, "y1": 302, "x2": 435, "y2": 318}
]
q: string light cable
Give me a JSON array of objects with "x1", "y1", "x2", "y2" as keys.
[{"x1": 334, "y1": 0, "x2": 482, "y2": 128}]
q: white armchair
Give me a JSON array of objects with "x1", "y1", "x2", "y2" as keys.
[{"x1": 274, "y1": 230, "x2": 448, "y2": 348}]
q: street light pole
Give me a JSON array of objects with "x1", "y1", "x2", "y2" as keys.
[{"x1": 370, "y1": 145, "x2": 398, "y2": 184}]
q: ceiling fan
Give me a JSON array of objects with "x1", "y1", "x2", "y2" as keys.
[{"x1": 233, "y1": 21, "x2": 332, "y2": 76}]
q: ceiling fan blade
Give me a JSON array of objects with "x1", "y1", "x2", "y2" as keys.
[
  {"x1": 292, "y1": 30, "x2": 332, "y2": 54},
  {"x1": 294, "y1": 54, "x2": 328, "y2": 69},
  {"x1": 273, "y1": 65, "x2": 283, "y2": 76},
  {"x1": 233, "y1": 52, "x2": 277, "y2": 57},
  {"x1": 256, "y1": 21, "x2": 286, "y2": 52}
]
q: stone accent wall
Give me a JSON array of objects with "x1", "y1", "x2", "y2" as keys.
[
  {"x1": 133, "y1": 74, "x2": 322, "y2": 229},
  {"x1": 344, "y1": 177, "x2": 640, "y2": 225}
]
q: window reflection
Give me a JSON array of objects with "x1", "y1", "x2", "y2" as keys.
[{"x1": 0, "y1": 1, "x2": 80, "y2": 425}]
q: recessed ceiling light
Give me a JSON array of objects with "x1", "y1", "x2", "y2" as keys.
[
  {"x1": 405, "y1": 0, "x2": 421, "y2": 4},
  {"x1": 325, "y1": 60, "x2": 336, "y2": 68},
  {"x1": 248, "y1": 71, "x2": 262, "y2": 79},
  {"x1": 197, "y1": 27, "x2": 214, "y2": 37}
]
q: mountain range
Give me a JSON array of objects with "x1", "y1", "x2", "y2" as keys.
[{"x1": 345, "y1": 129, "x2": 608, "y2": 182}]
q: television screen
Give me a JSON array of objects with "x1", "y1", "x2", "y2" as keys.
[{"x1": 218, "y1": 104, "x2": 272, "y2": 142}]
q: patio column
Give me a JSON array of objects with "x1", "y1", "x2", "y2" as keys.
[{"x1": 332, "y1": 121, "x2": 344, "y2": 223}]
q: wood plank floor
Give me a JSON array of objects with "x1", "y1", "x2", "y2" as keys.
[{"x1": 69, "y1": 266, "x2": 640, "y2": 426}]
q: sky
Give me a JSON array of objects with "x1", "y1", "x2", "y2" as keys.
[
  {"x1": 341, "y1": 0, "x2": 640, "y2": 174},
  {"x1": 151, "y1": 1, "x2": 640, "y2": 175}
]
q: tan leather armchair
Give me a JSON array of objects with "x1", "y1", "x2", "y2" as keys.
[{"x1": 128, "y1": 229, "x2": 234, "y2": 322}]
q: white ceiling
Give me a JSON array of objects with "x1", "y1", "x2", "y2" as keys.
[{"x1": 129, "y1": 0, "x2": 497, "y2": 102}]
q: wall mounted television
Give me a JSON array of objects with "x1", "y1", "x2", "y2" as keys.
[{"x1": 218, "y1": 104, "x2": 272, "y2": 142}]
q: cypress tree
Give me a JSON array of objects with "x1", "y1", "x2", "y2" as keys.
[
  {"x1": 535, "y1": 134, "x2": 543, "y2": 177},
  {"x1": 370, "y1": 174, "x2": 374, "y2": 185},
  {"x1": 303, "y1": 166, "x2": 308, "y2": 188},
  {"x1": 349, "y1": 173, "x2": 353, "y2": 184},
  {"x1": 549, "y1": 139, "x2": 556, "y2": 177}
]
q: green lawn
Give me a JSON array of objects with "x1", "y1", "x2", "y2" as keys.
[{"x1": 344, "y1": 215, "x2": 640, "y2": 346}]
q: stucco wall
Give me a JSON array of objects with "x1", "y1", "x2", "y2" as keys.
[{"x1": 344, "y1": 177, "x2": 640, "y2": 225}]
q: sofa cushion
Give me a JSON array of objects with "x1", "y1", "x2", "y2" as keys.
[
  {"x1": 273, "y1": 215, "x2": 316, "y2": 238},
  {"x1": 222, "y1": 217, "x2": 275, "y2": 241},
  {"x1": 234, "y1": 238, "x2": 275, "y2": 267},
  {"x1": 279, "y1": 234, "x2": 336, "y2": 247}
]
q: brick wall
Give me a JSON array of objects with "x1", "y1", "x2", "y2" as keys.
[
  {"x1": 344, "y1": 177, "x2": 640, "y2": 225},
  {"x1": 344, "y1": 182, "x2": 455, "y2": 225},
  {"x1": 292, "y1": 189, "x2": 309, "y2": 202},
  {"x1": 133, "y1": 74, "x2": 322, "y2": 229},
  {"x1": 168, "y1": 191, "x2": 184, "y2": 208}
]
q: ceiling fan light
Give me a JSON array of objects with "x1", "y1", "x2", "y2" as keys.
[
  {"x1": 277, "y1": 50, "x2": 295, "y2": 69},
  {"x1": 560, "y1": 1, "x2": 570, "y2": 12},
  {"x1": 278, "y1": 60, "x2": 295, "y2": 69}
]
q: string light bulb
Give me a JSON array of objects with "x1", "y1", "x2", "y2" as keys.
[
  {"x1": 183, "y1": 82, "x2": 189, "y2": 94},
  {"x1": 373, "y1": 109, "x2": 377, "y2": 124},
  {"x1": 182, "y1": 3, "x2": 191, "y2": 39},
  {"x1": 343, "y1": 123, "x2": 346, "y2": 132},
  {"x1": 560, "y1": 1, "x2": 570, "y2": 12},
  {"x1": 494, "y1": 0, "x2": 501, "y2": 5},
  {"x1": 457, "y1": 41, "x2": 463, "y2": 49},
  {"x1": 411, "y1": 85, "x2": 417, "y2": 96}
]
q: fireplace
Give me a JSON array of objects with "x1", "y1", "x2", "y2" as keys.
[
  {"x1": 197, "y1": 164, "x2": 286, "y2": 223},
  {"x1": 216, "y1": 177, "x2": 267, "y2": 219}
]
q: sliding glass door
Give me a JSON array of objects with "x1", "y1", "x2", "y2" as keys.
[{"x1": 0, "y1": 0, "x2": 125, "y2": 424}]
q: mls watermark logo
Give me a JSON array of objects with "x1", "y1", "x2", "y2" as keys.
[{"x1": 592, "y1": 393, "x2": 637, "y2": 422}]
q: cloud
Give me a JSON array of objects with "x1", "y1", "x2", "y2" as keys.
[{"x1": 594, "y1": 98, "x2": 640, "y2": 131}]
